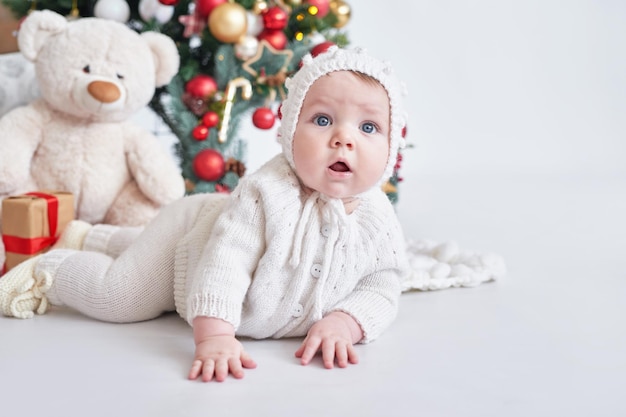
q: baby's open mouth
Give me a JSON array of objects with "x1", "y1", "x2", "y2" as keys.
[{"x1": 329, "y1": 161, "x2": 350, "y2": 172}]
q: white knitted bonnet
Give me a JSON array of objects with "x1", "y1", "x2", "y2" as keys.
[{"x1": 277, "y1": 46, "x2": 408, "y2": 184}]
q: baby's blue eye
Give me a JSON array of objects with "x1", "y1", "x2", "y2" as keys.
[
  {"x1": 361, "y1": 122, "x2": 377, "y2": 134},
  {"x1": 314, "y1": 115, "x2": 330, "y2": 127}
]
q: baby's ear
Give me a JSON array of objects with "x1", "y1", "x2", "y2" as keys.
[
  {"x1": 141, "y1": 31, "x2": 180, "y2": 87},
  {"x1": 18, "y1": 10, "x2": 68, "y2": 61}
]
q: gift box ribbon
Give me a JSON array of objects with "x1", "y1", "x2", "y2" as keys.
[{"x1": 2, "y1": 191, "x2": 60, "y2": 256}]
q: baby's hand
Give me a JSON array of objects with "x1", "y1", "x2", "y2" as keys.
[
  {"x1": 188, "y1": 316, "x2": 256, "y2": 382},
  {"x1": 295, "y1": 312, "x2": 363, "y2": 369},
  {"x1": 188, "y1": 335, "x2": 256, "y2": 382}
]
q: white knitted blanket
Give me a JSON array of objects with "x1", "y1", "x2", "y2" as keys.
[{"x1": 401, "y1": 239, "x2": 507, "y2": 292}]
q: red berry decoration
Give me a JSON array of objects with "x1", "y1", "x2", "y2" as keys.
[
  {"x1": 193, "y1": 149, "x2": 225, "y2": 181},
  {"x1": 185, "y1": 74, "x2": 218, "y2": 99},
  {"x1": 402, "y1": 125, "x2": 408, "y2": 138},
  {"x1": 202, "y1": 111, "x2": 220, "y2": 128},
  {"x1": 192, "y1": 125, "x2": 209, "y2": 141},
  {"x1": 252, "y1": 107, "x2": 276, "y2": 129},
  {"x1": 195, "y1": 0, "x2": 226, "y2": 18},
  {"x1": 258, "y1": 29, "x2": 287, "y2": 50},
  {"x1": 310, "y1": 41, "x2": 335, "y2": 57},
  {"x1": 263, "y1": 6, "x2": 288, "y2": 30},
  {"x1": 158, "y1": 0, "x2": 179, "y2": 5},
  {"x1": 276, "y1": 103, "x2": 282, "y2": 120}
]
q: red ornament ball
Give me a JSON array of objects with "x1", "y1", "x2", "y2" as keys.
[
  {"x1": 202, "y1": 111, "x2": 220, "y2": 128},
  {"x1": 158, "y1": 0, "x2": 179, "y2": 5},
  {"x1": 252, "y1": 107, "x2": 276, "y2": 130},
  {"x1": 257, "y1": 28, "x2": 287, "y2": 50},
  {"x1": 195, "y1": 0, "x2": 226, "y2": 18},
  {"x1": 263, "y1": 6, "x2": 288, "y2": 30},
  {"x1": 193, "y1": 149, "x2": 226, "y2": 181},
  {"x1": 185, "y1": 74, "x2": 218, "y2": 99},
  {"x1": 192, "y1": 125, "x2": 209, "y2": 141},
  {"x1": 306, "y1": 0, "x2": 330, "y2": 18},
  {"x1": 310, "y1": 41, "x2": 335, "y2": 57}
]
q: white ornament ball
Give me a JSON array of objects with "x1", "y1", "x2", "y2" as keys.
[
  {"x1": 235, "y1": 35, "x2": 259, "y2": 60},
  {"x1": 246, "y1": 11, "x2": 264, "y2": 37},
  {"x1": 94, "y1": 0, "x2": 131, "y2": 22},
  {"x1": 139, "y1": 0, "x2": 174, "y2": 24}
]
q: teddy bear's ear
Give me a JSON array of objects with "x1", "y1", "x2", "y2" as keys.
[
  {"x1": 18, "y1": 10, "x2": 67, "y2": 62},
  {"x1": 141, "y1": 32, "x2": 180, "y2": 88}
]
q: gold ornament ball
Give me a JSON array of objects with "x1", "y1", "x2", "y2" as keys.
[
  {"x1": 208, "y1": 3, "x2": 248, "y2": 43},
  {"x1": 253, "y1": 0, "x2": 268, "y2": 15},
  {"x1": 329, "y1": 0, "x2": 351, "y2": 28}
]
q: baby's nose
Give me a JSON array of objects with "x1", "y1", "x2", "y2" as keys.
[{"x1": 332, "y1": 130, "x2": 354, "y2": 149}]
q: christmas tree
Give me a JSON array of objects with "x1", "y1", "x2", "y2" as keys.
[{"x1": 1, "y1": 0, "x2": 403, "y2": 202}]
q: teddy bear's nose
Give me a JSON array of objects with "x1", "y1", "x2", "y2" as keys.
[{"x1": 87, "y1": 80, "x2": 122, "y2": 103}]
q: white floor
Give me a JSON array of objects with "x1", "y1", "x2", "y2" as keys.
[{"x1": 1, "y1": 170, "x2": 624, "y2": 417}]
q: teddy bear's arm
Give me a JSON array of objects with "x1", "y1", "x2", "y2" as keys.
[
  {"x1": 123, "y1": 123, "x2": 185, "y2": 205},
  {"x1": 0, "y1": 102, "x2": 47, "y2": 195}
]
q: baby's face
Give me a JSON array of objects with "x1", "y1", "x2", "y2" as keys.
[{"x1": 292, "y1": 71, "x2": 390, "y2": 200}]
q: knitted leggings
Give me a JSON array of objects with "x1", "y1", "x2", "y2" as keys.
[{"x1": 41, "y1": 194, "x2": 221, "y2": 323}]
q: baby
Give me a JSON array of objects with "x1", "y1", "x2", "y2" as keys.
[{"x1": 0, "y1": 46, "x2": 409, "y2": 382}]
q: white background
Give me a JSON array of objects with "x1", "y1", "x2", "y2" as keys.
[{"x1": 349, "y1": 0, "x2": 626, "y2": 179}]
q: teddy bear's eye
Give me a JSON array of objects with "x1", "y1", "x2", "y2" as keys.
[
  {"x1": 83, "y1": 65, "x2": 90, "y2": 74},
  {"x1": 116, "y1": 73, "x2": 124, "y2": 80}
]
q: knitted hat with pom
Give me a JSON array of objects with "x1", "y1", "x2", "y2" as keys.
[{"x1": 277, "y1": 46, "x2": 408, "y2": 185}]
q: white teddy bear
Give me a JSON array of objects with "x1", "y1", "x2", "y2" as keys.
[{"x1": 0, "y1": 10, "x2": 185, "y2": 267}]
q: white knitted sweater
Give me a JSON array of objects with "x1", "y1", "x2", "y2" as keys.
[{"x1": 173, "y1": 154, "x2": 409, "y2": 343}]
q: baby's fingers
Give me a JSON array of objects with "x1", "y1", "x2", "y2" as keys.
[
  {"x1": 240, "y1": 351, "x2": 257, "y2": 370},
  {"x1": 223, "y1": 351, "x2": 257, "y2": 380},
  {"x1": 214, "y1": 359, "x2": 230, "y2": 382},
  {"x1": 347, "y1": 343, "x2": 359, "y2": 365},
  {"x1": 321, "y1": 342, "x2": 337, "y2": 369},
  {"x1": 188, "y1": 359, "x2": 203, "y2": 380},
  {"x1": 295, "y1": 337, "x2": 321, "y2": 365},
  {"x1": 334, "y1": 343, "x2": 359, "y2": 368},
  {"x1": 201, "y1": 359, "x2": 216, "y2": 382},
  {"x1": 188, "y1": 358, "x2": 217, "y2": 382}
]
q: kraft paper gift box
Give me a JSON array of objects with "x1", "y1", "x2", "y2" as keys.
[
  {"x1": 2, "y1": 191, "x2": 74, "y2": 273},
  {"x1": 0, "y1": 4, "x2": 19, "y2": 55}
]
